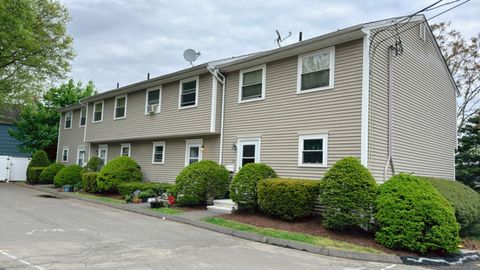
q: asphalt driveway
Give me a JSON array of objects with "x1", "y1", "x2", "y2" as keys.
[{"x1": 0, "y1": 183, "x2": 426, "y2": 270}]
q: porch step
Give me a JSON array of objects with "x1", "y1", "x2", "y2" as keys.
[{"x1": 207, "y1": 199, "x2": 238, "y2": 214}]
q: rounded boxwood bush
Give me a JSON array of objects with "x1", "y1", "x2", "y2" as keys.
[
  {"x1": 319, "y1": 157, "x2": 378, "y2": 230},
  {"x1": 82, "y1": 172, "x2": 99, "y2": 193},
  {"x1": 175, "y1": 160, "x2": 229, "y2": 206},
  {"x1": 375, "y1": 174, "x2": 460, "y2": 254},
  {"x1": 27, "y1": 150, "x2": 50, "y2": 183},
  {"x1": 425, "y1": 177, "x2": 480, "y2": 236},
  {"x1": 230, "y1": 163, "x2": 277, "y2": 210},
  {"x1": 27, "y1": 167, "x2": 47, "y2": 184},
  {"x1": 84, "y1": 156, "x2": 104, "y2": 172},
  {"x1": 54, "y1": 165, "x2": 83, "y2": 187},
  {"x1": 96, "y1": 156, "x2": 142, "y2": 193},
  {"x1": 39, "y1": 163, "x2": 65, "y2": 184},
  {"x1": 258, "y1": 178, "x2": 321, "y2": 221}
]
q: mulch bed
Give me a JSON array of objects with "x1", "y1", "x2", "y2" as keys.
[
  {"x1": 220, "y1": 212, "x2": 418, "y2": 256},
  {"x1": 462, "y1": 238, "x2": 480, "y2": 250}
]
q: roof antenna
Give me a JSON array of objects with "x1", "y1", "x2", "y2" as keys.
[
  {"x1": 275, "y1": 29, "x2": 292, "y2": 48},
  {"x1": 183, "y1": 49, "x2": 201, "y2": 66}
]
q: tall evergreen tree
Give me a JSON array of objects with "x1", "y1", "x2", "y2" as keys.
[{"x1": 456, "y1": 111, "x2": 480, "y2": 191}]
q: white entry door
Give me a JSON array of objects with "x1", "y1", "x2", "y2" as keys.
[
  {"x1": 237, "y1": 138, "x2": 260, "y2": 171},
  {"x1": 9, "y1": 157, "x2": 29, "y2": 181}
]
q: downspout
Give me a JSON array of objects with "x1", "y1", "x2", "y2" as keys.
[
  {"x1": 79, "y1": 100, "x2": 90, "y2": 161},
  {"x1": 383, "y1": 46, "x2": 396, "y2": 181},
  {"x1": 56, "y1": 113, "x2": 62, "y2": 163},
  {"x1": 207, "y1": 65, "x2": 226, "y2": 165}
]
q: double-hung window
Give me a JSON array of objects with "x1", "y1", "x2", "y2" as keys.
[
  {"x1": 98, "y1": 144, "x2": 108, "y2": 165},
  {"x1": 64, "y1": 111, "x2": 72, "y2": 129},
  {"x1": 79, "y1": 108, "x2": 86, "y2": 127},
  {"x1": 179, "y1": 77, "x2": 198, "y2": 108},
  {"x1": 152, "y1": 141, "x2": 165, "y2": 164},
  {"x1": 120, "y1": 143, "x2": 131, "y2": 157},
  {"x1": 185, "y1": 139, "x2": 202, "y2": 166},
  {"x1": 298, "y1": 134, "x2": 328, "y2": 167},
  {"x1": 93, "y1": 101, "x2": 104, "y2": 122},
  {"x1": 77, "y1": 146, "x2": 86, "y2": 166},
  {"x1": 297, "y1": 47, "x2": 335, "y2": 93},
  {"x1": 145, "y1": 88, "x2": 161, "y2": 114},
  {"x1": 62, "y1": 148, "x2": 69, "y2": 163},
  {"x1": 114, "y1": 95, "x2": 127, "y2": 119},
  {"x1": 239, "y1": 65, "x2": 266, "y2": 102}
]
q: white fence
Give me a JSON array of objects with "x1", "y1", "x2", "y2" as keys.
[{"x1": 0, "y1": 156, "x2": 30, "y2": 182}]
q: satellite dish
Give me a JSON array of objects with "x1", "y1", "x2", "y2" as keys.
[{"x1": 183, "y1": 49, "x2": 201, "y2": 66}]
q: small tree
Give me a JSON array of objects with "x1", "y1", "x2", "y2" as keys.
[
  {"x1": 84, "y1": 156, "x2": 104, "y2": 172},
  {"x1": 319, "y1": 157, "x2": 378, "y2": 230},
  {"x1": 27, "y1": 150, "x2": 50, "y2": 183},
  {"x1": 456, "y1": 111, "x2": 480, "y2": 191}
]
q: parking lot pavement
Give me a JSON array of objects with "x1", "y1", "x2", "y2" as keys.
[{"x1": 0, "y1": 183, "x2": 426, "y2": 270}]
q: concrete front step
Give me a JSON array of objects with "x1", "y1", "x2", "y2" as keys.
[
  {"x1": 207, "y1": 205, "x2": 235, "y2": 214},
  {"x1": 207, "y1": 199, "x2": 238, "y2": 214}
]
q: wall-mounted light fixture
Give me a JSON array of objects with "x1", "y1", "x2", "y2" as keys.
[
  {"x1": 232, "y1": 143, "x2": 237, "y2": 151},
  {"x1": 201, "y1": 145, "x2": 206, "y2": 151}
]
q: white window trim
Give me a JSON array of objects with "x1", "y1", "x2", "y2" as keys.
[
  {"x1": 92, "y1": 100, "x2": 104, "y2": 123},
  {"x1": 238, "y1": 64, "x2": 266, "y2": 103},
  {"x1": 236, "y1": 138, "x2": 261, "y2": 172},
  {"x1": 296, "y1": 46, "x2": 335, "y2": 94},
  {"x1": 298, "y1": 134, "x2": 328, "y2": 167},
  {"x1": 77, "y1": 145, "x2": 86, "y2": 166},
  {"x1": 64, "y1": 111, "x2": 72, "y2": 129},
  {"x1": 152, "y1": 141, "x2": 166, "y2": 164},
  {"x1": 62, "y1": 147, "x2": 69, "y2": 163},
  {"x1": 98, "y1": 144, "x2": 108, "y2": 164},
  {"x1": 185, "y1": 139, "x2": 203, "y2": 166},
  {"x1": 120, "y1": 143, "x2": 131, "y2": 157},
  {"x1": 178, "y1": 76, "x2": 199, "y2": 109},
  {"x1": 79, "y1": 108, "x2": 86, "y2": 127},
  {"x1": 145, "y1": 87, "x2": 162, "y2": 114},
  {"x1": 113, "y1": 94, "x2": 127, "y2": 120}
]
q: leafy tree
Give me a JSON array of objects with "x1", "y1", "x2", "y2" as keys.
[
  {"x1": 456, "y1": 111, "x2": 480, "y2": 191},
  {"x1": 432, "y1": 22, "x2": 480, "y2": 130},
  {"x1": 9, "y1": 80, "x2": 95, "y2": 157},
  {"x1": 0, "y1": 0, "x2": 74, "y2": 114}
]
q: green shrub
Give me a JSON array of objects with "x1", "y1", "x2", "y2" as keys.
[
  {"x1": 39, "y1": 163, "x2": 65, "y2": 184},
  {"x1": 425, "y1": 177, "x2": 480, "y2": 236},
  {"x1": 84, "y1": 156, "x2": 104, "y2": 172},
  {"x1": 138, "y1": 189, "x2": 155, "y2": 200},
  {"x1": 258, "y1": 178, "x2": 321, "y2": 221},
  {"x1": 54, "y1": 165, "x2": 83, "y2": 187},
  {"x1": 375, "y1": 174, "x2": 460, "y2": 253},
  {"x1": 117, "y1": 182, "x2": 174, "y2": 197},
  {"x1": 175, "y1": 160, "x2": 230, "y2": 206},
  {"x1": 96, "y1": 156, "x2": 142, "y2": 193},
  {"x1": 82, "y1": 172, "x2": 99, "y2": 193},
  {"x1": 230, "y1": 163, "x2": 277, "y2": 210},
  {"x1": 319, "y1": 157, "x2": 378, "y2": 230},
  {"x1": 27, "y1": 167, "x2": 47, "y2": 184},
  {"x1": 27, "y1": 150, "x2": 50, "y2": 183}
]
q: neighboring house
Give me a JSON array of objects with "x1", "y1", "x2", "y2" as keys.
[
  {"x1": 57, "y1": 15, "x2": 457, "y2": 183},
  {"x1": 0, "y1": 124, "x2": 30, "y2": 158}
]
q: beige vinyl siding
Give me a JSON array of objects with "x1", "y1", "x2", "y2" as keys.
[
  {"x1": 57, "y1": 109, "x2": 89, "y2": 165},
  {"x1": 222, "y1": 39, "x2": 364, "y2": 179},
  {"x1": 85, "y1": 74, "x2": 215, "y2": 142},
  {"x1": 368, "y1": 21, "x2": 456, "y2": 181},
  {"x1": 90, "y1": 135, "x2": 219, "y2": 183}
]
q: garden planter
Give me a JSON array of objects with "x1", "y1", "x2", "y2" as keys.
[
  {"x1": 150, "y1": 201, "x2": 162, "y2": 208},
  {"x1": 168, "y1": 195, "x2": 175, "y2": 205}
]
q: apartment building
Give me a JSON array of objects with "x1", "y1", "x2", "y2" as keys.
[{"x1": 57, "y1": 15, "x2": 457, "y2": 183}]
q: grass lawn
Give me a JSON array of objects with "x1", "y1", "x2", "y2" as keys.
[
  {"x1": 205, "y1": 217, "x2": 383, "y2": 254},
  {"x1": 149, "y1": 207, "x2": 185, "y2": 215},
  {"x1": 74, "y1": 193, "x2": 125, "y2": 204}
]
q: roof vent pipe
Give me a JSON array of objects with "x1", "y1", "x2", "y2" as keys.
[
  {"x1": 299, "y1": 32, "x2": 303, "y2": 41},
  {"x1": 147, "y1": 73, "x2": 150, "y2": 80},
  {"x1": 116, "y1": 82, "x2": 119, "y2": 89}
]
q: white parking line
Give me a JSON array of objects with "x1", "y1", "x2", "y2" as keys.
[
  {"x1": 380, "y1": 264, "x2": 396, "y2": 270},
  {"x1": 0, "y1": 250, "x2": 45, "y2": 270}
]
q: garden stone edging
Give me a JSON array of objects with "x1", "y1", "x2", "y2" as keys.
[{"x1": 17, "y1": 183, "x2": 479, "y2": 266}]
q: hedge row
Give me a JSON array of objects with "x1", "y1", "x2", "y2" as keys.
[{"x1": 118, "y1": 182, "x2": 174, "y2": 197}]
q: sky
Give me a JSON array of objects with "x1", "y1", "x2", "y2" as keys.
[{"x1": 60, "y1": 0, "x2": 480, "y2": 93}]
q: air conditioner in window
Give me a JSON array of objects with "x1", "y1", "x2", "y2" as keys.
[{"x1": 147, "y1": 104, "x2": 158, "y2": 115}]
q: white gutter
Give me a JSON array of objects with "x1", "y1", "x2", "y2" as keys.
[
  {"x1": 360, "y1": 29, "x2": 370, "y2": 168},
  {"x1": 207, "y1": 65, "x2": 226, "y2": 165},
  {"x1": 210, "y1": 76, "x2": 218, "y2": 133}
]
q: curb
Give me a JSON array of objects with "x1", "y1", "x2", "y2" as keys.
[{"x1": 16, "y1": 183, "x2": 476, "y2": 265}]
